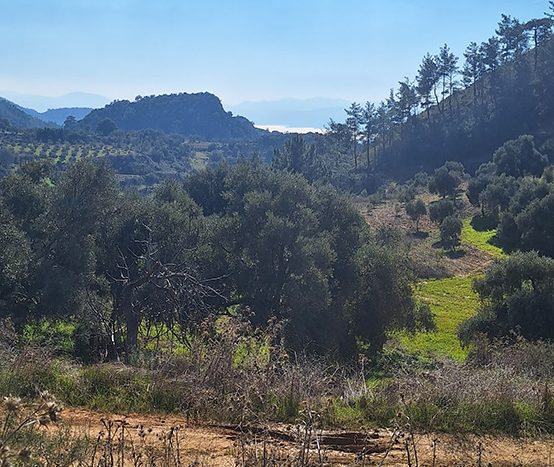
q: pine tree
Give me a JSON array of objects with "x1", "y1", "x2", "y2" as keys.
[
  {"x1": 345, "y1": 102, "x2": 363, "y2": 169},
  {"x1": 436, "y1": 44, "x2": 459, "y2": 113},
  {"x1": 416, "y1": 53, "x2": 439, "y2": 119},
  {"x1": 462, "y1": 42, "x2": 485, "y2": 103},
  {"x1": 480, "y1": 37, "x2": 501, "y2": 73},
  {"x1": 480, "y1": 37, "x2": 502, "y2": 102},
  {"x1": 375, "y1": 102, "x2": 390, "y2": 152},
  {"x1": 396, "y1": 77, "x2": 419, "y2": 124},
  {"x1": 387, "y1": 88, "x2": 401, "y2": 129},
  {"x1": 496, "y1": 14, "x2": 529, "y2": 61},
  {"x1": 361, "y1": 101, "x2": 376, "y2": 169},
  {"x1": 524, "y1": 18, "x2": 553, "y2": 70}
]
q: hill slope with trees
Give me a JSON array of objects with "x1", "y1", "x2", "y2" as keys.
[
  {"x1": 78, "y1": 92, "x2": 264, "y2": 140},
  {"x1": 21, "y1": 106, "x2": 93, "y2": 125},
  {"x1": 0, "y1": 98, "x2": 54, "y2": 129},
  {"x1": 322, "y1": 5, "x2": 554, "y2": 187}
]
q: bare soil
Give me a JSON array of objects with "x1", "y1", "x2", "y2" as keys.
[{"x1": 58, "y1": 408, "x2": 554, "y2": 466}]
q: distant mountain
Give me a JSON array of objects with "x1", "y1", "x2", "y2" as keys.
[
  {"x1": 0, "y1": 91, "x2": 110, "y2": 112},
  {"x1": 22, "y1": 107, "x2": 93, "y2": 125},
  {"x1": 227, "y1": 97, "x2": 350, "y2": 129},
  {"x1": 78, "y1": 92, "x2": 264, "y2": 139},
  {"x1": 0, "y1": 97, "x2": 54, "y2": 129}
]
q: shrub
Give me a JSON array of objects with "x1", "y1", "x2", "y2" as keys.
[
  {"x1": 493, "y1": 135, "x2": 548, "y2": 178},
  {"x1": 461, "y1": 252, "x2": 554, "y2": 343},
  {"x1": 428, "y1": 199, "x2": 455, "y2": 224},
  {"x1": 405, "y1": 198, "x2": 427, "y2": 232},
  {"x1": 440, "y1": 216, "x2": 462, "y2": 250},
  {"x1": 428, "y1": 162, "x2": 464, "y2": 198}
]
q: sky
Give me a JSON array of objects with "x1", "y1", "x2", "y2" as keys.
[{"x1": 0, "y1": 0, "x2": 549, "y2": 111}]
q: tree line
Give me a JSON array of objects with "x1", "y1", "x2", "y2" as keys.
[
  {"x1": 324, "y1": 3, "x2": 554, "y2": 185},
  {"x1": 0, "y1": 159, "x2": 431, "y2": 362}
]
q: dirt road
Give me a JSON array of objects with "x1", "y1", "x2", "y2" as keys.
[{"x1": 58, "y1": 408, "x2": 554, "y2": 466}]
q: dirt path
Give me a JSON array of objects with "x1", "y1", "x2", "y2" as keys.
[{"x1": 58, "y1": 408, "x2": 554, "y2": 466}]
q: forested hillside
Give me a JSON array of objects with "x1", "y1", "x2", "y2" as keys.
[
  {"x1": 323, "y1": 7, "x2": 554, "y2": 185},
  {"x1": 0, "y1": 98, "x2": 54, "y2": 129},
  {"x1": 78, "y1": 92, "x2": 264, "y2": 140}
]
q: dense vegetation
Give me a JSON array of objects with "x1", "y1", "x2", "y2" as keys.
[
  {"x1": 0, "y1": 158, "x2": 424, "y2": 362},
  {"x1": 4, "y1": 6, "x2": 554, "y2": 455},
  {"x1": 322, "y1": 5, "x2": 554, "y2": 186},
  {"x1": 0, "y1": 125, "x2": 300, "y2": 188}
]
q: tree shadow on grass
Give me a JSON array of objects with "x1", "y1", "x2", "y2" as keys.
[
  {"x1": 471, "y1": 213, "x2": 498, "y2": 231},
  {"x1": 444, "y1": 249, "x2": 466, "y2": 259},
  {"x1": 410, "y1": 231, "x2": 430, "y2": 239},
  {"x1": 431, "y1": 240, "x2": 467, "y2": 259}
]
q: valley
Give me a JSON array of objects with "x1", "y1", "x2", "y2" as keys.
[{"x1": 2, "y1": 2, "x2": 554, "y2": 466}]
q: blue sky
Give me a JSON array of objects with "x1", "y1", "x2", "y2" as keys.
[{"x1": 0, "y1": 0, "x2": 549, "y2": 109}]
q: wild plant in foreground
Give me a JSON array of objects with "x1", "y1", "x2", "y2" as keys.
[
  {"x1": 0, "y1": 391, "x2": 62, "y2": 466},
  {"x1": 89, "y1": 418, "x2": 186, "y2": 467}
]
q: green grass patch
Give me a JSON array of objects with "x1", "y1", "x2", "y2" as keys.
[
  {"x1": 461, "y1": 218, "x2": 505, "y2": 258},
  {"x1": 23, "y1": 320, "x2": 77, "y2": 355},
  {"x1": 395, "y1": 275, "x2": 480, "y2": 361},
  {"x1": 191, "y1": 151, "x2": 209, "y2": 171}
]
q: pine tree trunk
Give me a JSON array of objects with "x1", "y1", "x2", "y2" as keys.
[{"x1": 353, "y1": 137, "x2": 358, "y2": 169}]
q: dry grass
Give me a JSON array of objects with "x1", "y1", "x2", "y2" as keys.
[{"x1": 2, "y1": 334, "x2": 554, "y2": 464}]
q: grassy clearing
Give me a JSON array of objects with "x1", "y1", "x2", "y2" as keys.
[
  {"x1": 461, "y1": 218, "x2": 505, "y2": 258},
  {"x1": 395, "y1": 275, "x2": 480, "y2": 361}
]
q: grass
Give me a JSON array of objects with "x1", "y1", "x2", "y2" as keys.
[
  {"x1": 395, "y1": 216, "x2": 504, "y2": 361},
  {"x1": 395, "y1": 275, "x2": 480, "y2": 361},
  {"x1": 191, "y1": 151, "x2": 209, "y2": 171},
  {"x1": 461, "y1": 218, "x2": 505, "y2": 258}
]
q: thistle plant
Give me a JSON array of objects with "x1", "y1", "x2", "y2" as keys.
[{"x1": 0, "y1": 391, "x2": 62, "y2": 466}]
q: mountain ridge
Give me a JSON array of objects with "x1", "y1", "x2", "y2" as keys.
[
  {"x1": 78, "y1": 92, "x2": 265, "y2": 139},
  {"x1": 20, "y1": 106, "x2": 94, "y2": 125},
  {"x1": 0, "y1": 97, "x2": 55, "y2": 129}
]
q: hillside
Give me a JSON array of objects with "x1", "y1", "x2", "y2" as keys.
[
  {"x1": 0, "y1": 97, "x2": 54, "y2": 129},
  {"x1": 374, "y1": 39, "x2": 554, "y2": 179},
  {"x1": 22, "y1": 106, "x2": 93, "y2": 125},
  {"x1": 78, "y1": 92, "x2": 264, "y2": 140}
]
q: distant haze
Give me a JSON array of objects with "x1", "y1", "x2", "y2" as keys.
[
  {"x1": 3, "y1": 91, "x2": 348, "y2": 130},
  {"x1": 0, "y1": 91, "x2": 110, "y2": 112},
  {"x1": 254, "y1": 124, "x2": 325, "y2": 134},
  {"x1": 228, "y1": 97, "x2": 349, "y2": 131},
  {"x1": 0, "y1": 1, "x2": 547, "y2": 110}
]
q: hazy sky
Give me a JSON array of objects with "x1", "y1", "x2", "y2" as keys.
[{"x1": 0, "y1": 0, "x2": 548, "y2": 108}]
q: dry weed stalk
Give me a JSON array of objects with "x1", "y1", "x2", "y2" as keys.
[
  {"x1": 0, "y1": 390, "x2": 62, "y2": 466},
  {"x1": 89, "y1": 418, "x2": 185, "y2": 467}
]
